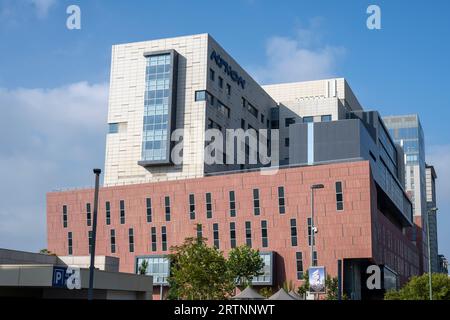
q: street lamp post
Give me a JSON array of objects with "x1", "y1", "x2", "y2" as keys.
[
  {"x1": 310, "y1": 183, "x2": 324, "y2": 300},
  {"x1": 426, "y1": 207, "x2": 438, "y2": 300},
  {"x1": 88, "y1": 168, "x2": 101, "y2": 301}
]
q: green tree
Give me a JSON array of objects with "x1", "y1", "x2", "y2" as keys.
[
  {"x1": 168, "y1": 237, "x2": 234, "y2": 300},
  {"x1": 297, "y1": 270, "x2": 309, "y2": 298},
  {"x1": 385, "y1": 273, "x2": 450, "y2": 300},
  {"x1": 259, "y1": 287, "x2": 273, "y2": 298},
  {"x1": 325, "y1": 275, "x2": 339, "y2": 300},
  {"x1": 227, "y1": 245, "x2": 264, "y2": 287},
  {"x1": 39, "y1": 249, "x2": 56, "y2": 256},
  {"x1": 138, "y1": 260, "x2": 148, "y2": 275}
]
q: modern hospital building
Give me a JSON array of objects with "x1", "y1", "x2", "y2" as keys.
[{"x1": 46, "y1": 34, "x2": 440, "y2": 299}]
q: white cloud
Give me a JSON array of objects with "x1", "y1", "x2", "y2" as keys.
[
  {"x1": 427, "y1": 144, "x2": 450, "y2": 259},
  {"x1": 30, "y1": 0, "x2": 56, "y2": 18},
  {"x1": 0, "y1": 82, "x2": 108, "y2": 251},
  {"x1": 252, "y1": 20, "x2": 345, "y2": 84}
]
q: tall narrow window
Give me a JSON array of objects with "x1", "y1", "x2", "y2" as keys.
[
  {"x1": 120, "y1": 200, "x2": 125, "y2": 224},
  {"x1": 230, "y1": 222, "x2": 236, "y2": 248},
  {"x1": 105, "y1": 201, "x2": 111, "y2": 225},
  {"x1": 313, "y1": 251, "x2": 318, "y2": 266},
  {"x1": 229, "y1": 191, "x2": 236, "y2": 217},
  {"x1": 307, "y1": 218, "x2": 315, "y2": 246},
  {"x1": 296, "y1": 252, "x2": 304, "y2": 279},
  {"x1": 86, "y1": 203, "x2": 91, "y2": 227},
  {"x1": 88, "y1": 230, "x2": 93, "y2": 254},
  {"x1": 245, "y1": 221, "x2": 252, "y2": 247},
  {"x1": 209, "y1": 68, "x2": 215, "y2": 81},
  {"x1": 335, "y1": 181, "x2": 344, "y2": 211},
  {"x1": 213, "y1": 223, "x2": 220, "y2": 249},
  {"x1": 146, "y1": 198, "x2": 152, "y2": 223},
  {"x1": 161, "y1": 226, "x2": 167, "y2": 251},
  {"x1": 67, "y1": 232, "x2": 73, "y2": 255},
  {"x1": 151, "y1": 227, "x2": 157, "y2": 252},
  {"x1": 164, "y1": 196, "x2": 171, "y2": 221},
  {"x1": 218, "y1": 76, "x2": 223, "y2": 88},
  {"x1": 128, "y1": 228, "x2": 134, "y2": 253},
  {"x1": 253, "y1": 189, "x2": 260, "y2": 216},
  {"x1": 187, "y1": 194, "x2": 195, "y2": 220},
  {"x1": 261, "y1": 220, "x2": 268, "y2": 248},
  {"x1": 197, "y1": 224, "x2": 203, "y2": 240},
  {"x1": 226, "y1": 83, "x2": 231, "y2": 95},
  {"x1": 63, "y1": 205, "x2": 68, "y2": 228},
  {"x1": 290, "y1": 218, "x2": 298, "y2": 246},
  {"x1": 110, "y1": 229, "x2": 116, "y2": 254},
  {"x1": 278, "y1": 186, "x2": 286, "y2": 214},
  {"x1": 205, "y1": 192, "x2": 213, "y2": 219}
]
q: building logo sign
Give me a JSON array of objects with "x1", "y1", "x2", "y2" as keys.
[{"x1": 210, "y1": 50, "x2": 246, "y2": 90}]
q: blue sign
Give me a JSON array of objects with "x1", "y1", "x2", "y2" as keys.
[
  {"x1": 210, "y1": 50, "x2": 246, "y2": 89},
  {"x1": 52, "y1": 266, "x2": 68, "y2": 288},
  {"x1": 309, "y1": 266, "x2": 326, "y2": 293}
]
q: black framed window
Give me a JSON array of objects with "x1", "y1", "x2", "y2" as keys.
[
  {"x1": 230, "y1": 222, "x2": 236, "y2": 248},
  {"x1": 105, "y1": 201, "x2": 111, "y2": 225},
  {"x1": 285, "y1": 117, "x2": 295, "y2": 127},
  {"x1": 67, "y1": 232, "x2": 73, "y2": 255},
  {"x1": 110, "y1": 229, "x2": 116, "y2": 254},
  {"x1": 128, "y1": 228, "x2": 134, "y2": 253},
  {"x1": 213, "y1": 223, "x2": 220, "y2": 249},
  {"x1": 120, "y1": 200, "x2": 125, "y2": 224},
  {"x1": 146, "y1": 198, "x2": 152, "y2": 223},
  {"x1": 278, "y1": 186, "x2": 286, "y2": 214},
  {"x1": 335, "y1": 181, "x2": 344, "y2": 211},
  {"x1": 63, "y1": 205, "x2": 68, "y2": 228},
  {"x1": 209, "y1": 68, "x2": 215, "y2": 81},
  {"x1": 307, "y1": 217, "x2": 315, "y2": 246},
  {"x1": 218, "y1": 76, "x2": 223, "y2": 88},
  {"x1": 313, "y1": 251, "x2": 318, "y2": 266},
  {"x1": 226, "y1": 83, "x2": 231, "y2": 95},
  {"x1": 206, "y1": 193, "x2": 213, "y2": 219},
  {"x1": 245, "y1": 221, "x2": 252, "y2": 247},
  {"x1": 164, "y1": 196, "x2": 171, "y2": 221},
  {"x1": 197, "y1": 224, "x2": 203, "y2": 240},
  {"x1": 290, "y1": 218, "x2": 298, "y2": 246},
  {"x1": 229, "y1": 191, "x2": 236, "y2": 217},
  {"x1": 296, "y1": 252, "x2": 304, "y2": 279},
  {"x1": 88, "y1": 230, "x2": 93, "y2": 254},
  {"x1": 189, "y1": 194, "x2": 195, "y2": 220},
  {"x1": 253, "y1": 189, "x2": 260, "y2": 215},
  {"x1": 261, "y1": 220, "x2": 268, "y2": 248},
  {"x1": 161, "y1": 226, "x2": 167, "y2": 251},
  {"x1": 86, "y1": 203, "x2": 91, "y2": 227},
  {"x1": 151, "y1": 227, "x2": 157, "y2": 252}
]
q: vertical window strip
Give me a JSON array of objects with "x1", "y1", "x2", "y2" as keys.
[
  {"x1": 313, "y1": 251, "x2": 318, "y2": 266},
  {"x1": 253, "y1": 189, "x2": 260, "y2": 216},
  {"x1": 105, "y1": 201, "x2": 111, "y2": 225},
  {"x1": 67, "y1": 232, "x2": 73, "y2": 255},
  {"x1": 165, "y1": 196, "x2": 171, "y2": 221},
  {"x1": 197, "y1": 224, "x2": 203, "y2": 240},
  {"x1": 261, "y1": 220, "x2": 268, "y2": 248},
  {"x1": 88, "y1": 230, "x2": 93, "y2": 254},
  {"x1": 290, "y1": 218, "x2": 298, "y2": 246},
  {"x1": 86, "y1": 203, "x2": 91, "y2": 227},
  {"x1": 151, "y1": 227, "x2": 157, "y2": 252},
  {"x1": 307, "y1": 218, "x2": 315, "y2": 246},
  {"x1": 128, "y1": 228, "x2": 134, "y2": 253},
  {"x1": 336, "y1": 181, "x2": 344, "y2": 211},
  {"x1": 213, "y1": 223, "x2": 220, "y2": 249},
  {"x1": 189, "y1": 194, "x2": 195, "y2": 220},
  {"x1": 245, "y1": 221, "x2": 252, "y2": 247},
  {"x1": 278, "y1": 186, "x2": 286, "y2": 214},
  {"x1": 161, "y1": 226, "x2": 167, "y2": 251},
  {"x1": 230, "y1": 222, "x2": 236, "y2": 248},
  {"x1": 63, "y1": 205, "x2": 68, "y2": 228},
  {"x1": 206, "y1": 192, "x2": 213, "y2": 219},
  {"x1": 110, "y1": 229, "x2": 116, "y2": 253},
  {"x1": 120, "y1": 200, "x2": 125, "y2": 224},
  {"x1": 229, "y1": 191, "x2": 236, "y2": 217},
  {"x1": 146, "y1": 198, "x2": 152, "y2": 223},
  {"x1": 296, "y1": 252, "x2": 304, "y2": 279}
]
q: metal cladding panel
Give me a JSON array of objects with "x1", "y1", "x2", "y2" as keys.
[{"x1": 288, "y1": 124, "x2": 308, "y2": 164}]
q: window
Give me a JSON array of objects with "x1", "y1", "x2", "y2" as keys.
[
  {"x1": 86, "y1": 203, "x2": 91, "y2": 227},
  {"x1": 278, "y1": 186, "x2": 286, "y2": 214},
  {"x1": 307, "y1": 218, "x2": 315, "y2": 246},
  {"x1": 230, "y1": 222, "x2": 236, "y2": 248},
  {"x1": 67, "y1": 232, "x2": 73, "y2": 255},
  {"x1": 136, "y1": 256, "x2": 170, "y2": 285},
  {"x1": 197, "y1": 223, "x2": 203, "y2": 240},
  {"x1": 242, "y1": 97, "x2": 246, "y2": 108},
  {"x1": 290, "y1": 218, "x2": 298, "y2": 246},
  {"x1": 151, "y1": 227, "x2": 157, "y2": 252},
  {"x1": 207, "y1": 118, "x2": 222, "y2": 131},
  {"x1": 313, "y1": 251, "x2": 318, "y2": 266},
  {"x1": 253, "y1": 189, "x2": 260, "y2": 215},
  {"x1": 335, "y1": 181, "x2": 344, "y2": 211},
  {"x1": 217, "y1": 101, "x2": 230, "y2": 118},
  {"x1": 247, "y1": 103, "x2": 258, "y2": 118},
  {"x1": 226, "y1": 83, "x2": 231, "y2": 95},
  {"x1": 209, "y1": 68, "x2": 215, "y2": 81},
  {"x1": 261, "y1": 220, "x2": 268, "y2": 248},
  {"x1": 303, "y1": 116, "x2": 314, "y2": 123},
  {"x1": 261, "y1": 114, "x2": 265, "y2": 124},
  {"x1": 108, "y1": 123, "x2": 119, "y2": 134},
  {"x1": 128, "y1": 228, "x2": 134, "y2": 253},
  {"x1": 110, "y1": 229, "x2": 116, "y2": 253},
  {"x1": 105, "y1": 201, "x2": 111, "y2": 225},
  {"x1": 285, "y1": 117, "x2": 295, "y2": 127},
  {"x1": 195, "y1": 90, "x2": 206, "y2": 101},
  {"x1": 229, "y1": 191, "x2": 236, "y2": 217},
  {"x1": 189, "y1": 194, "x2": 195, "y2": 220},
  {"x1": 63, "y1": 205, "x2": 68, "y2": 228},
  {"x1": 296, "y1": 252, "x2": 304, "y2": 279},
  {"x1": 88, "y1": 230, "x2": 93, "y2": 254},
  {"x1": 245, "y1": 221, "x2": 252, "y2": 247},
  {"x1": 146, "y1": 198, "x2": 152, "y2": 223},
  {"x1": 164, "y1": 196, "x2": 171, "y2": 221},
  {"x1": 161, "y1": 226, "x2": 167, "y2": 251},
  {"x1": 206, "y1": 193, "x2": 213, "y2": 219},
  {"x1": 241, "y1": 119, "x2": 246, "y2": 129},
  {"x1": 213, "y1": 223, "x2": 220, "y2": 249},
  {"x1": 120, "y1": 200, "x2": 125, "y2": 224},
  {"x1": 218, "y1": 76, "x2": 223, "y2": 88},
  {"x1": 321, "y1": 115, "x2": 332, "y2": 122},
  {"x1": 284, "y1": 138, "x2": 290, "y2": 147}
]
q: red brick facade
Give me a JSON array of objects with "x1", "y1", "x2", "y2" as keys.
[{"x1": 47, "y1": 160, "x2": 419, "y2": 296}]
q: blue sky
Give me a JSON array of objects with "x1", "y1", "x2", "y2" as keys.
[{"x1": 0, "y1": 0, "x2": 449, "y2": 262}]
